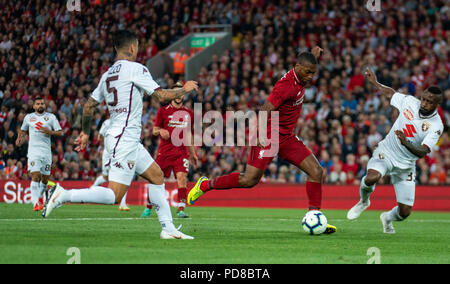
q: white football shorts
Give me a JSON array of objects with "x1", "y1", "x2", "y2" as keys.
[
  {"x1": 105, "y1": 135, "x2": 155, "y2": 186},
  {"x1": 367, "y1": 146, "x2": 416, "y2": 206}
]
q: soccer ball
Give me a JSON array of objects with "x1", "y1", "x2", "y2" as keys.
[{"x1": 302, "y1": 210, "x2": 327, "y2": 235}]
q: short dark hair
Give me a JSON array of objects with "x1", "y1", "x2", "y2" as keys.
[
  {"x1": 113, "y1": 30, "x2": 138, "y2": 51},
  {"x1": 426, "y1": 86, "x2": 443, "y2": 103},
  {"x1": 298, "y1": 51, "x2": 317, "y2": 65},
  {"x1": 34, "y1": 96, "x2": 44, "y2": 102}
]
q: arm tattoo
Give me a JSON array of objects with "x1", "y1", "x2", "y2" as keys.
[
  {"x1": 153, "y1": 88, "x2": 186, "y2": 103},
  {"x1": 82, "y1": 97, "x2": 99, "y2": 135}
]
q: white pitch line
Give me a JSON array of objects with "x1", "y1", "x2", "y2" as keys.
[{"x1": 0, "y1": 217, "x2": 449, "y2": 223}]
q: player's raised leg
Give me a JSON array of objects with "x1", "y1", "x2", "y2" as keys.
[
  {"x1": 43, "y1": 184, "x2": 117, "y2": 217},
  {"x1": 188, "y1": 164, "x2": 264, "y2": 206}
]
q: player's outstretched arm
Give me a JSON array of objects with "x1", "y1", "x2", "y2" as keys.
[
  {"x1": 365, "y1": 68, "x2": 395, "y2": 99},
  {"x1": 153, "y1": 81, "x2": 198, "y2": 103}
]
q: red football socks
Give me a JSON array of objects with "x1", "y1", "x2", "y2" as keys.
[
  {"x1": 306, "y1": 181, "x2": 322, "y2": 210},
  {"x1": 201, "y1": 172, "x2": 241, "y2": 192},
  {"x1": 178, "y1": 187, "x2": 187, "y2": 211}
]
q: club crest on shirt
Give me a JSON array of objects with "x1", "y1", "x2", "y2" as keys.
[
  {"x1": 44, "y1": 116, "x2": 49, "y2": 121},
  {"x1": 422, "y1": 121, "x2": 430, "y2": 132},
  {"x1": 403, "y1": 109, "x2": 414, "y2": 121},
  {"x1": 127, "y1": 160, "x2": 135, "y2": 170}
]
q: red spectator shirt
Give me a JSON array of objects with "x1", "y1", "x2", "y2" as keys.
[
  {"x1": 154, "y1": 104, "x2": 194, "y2": 158},
  {"x1": 266, "y1": 68, "x2": 305, "y2": 143}
]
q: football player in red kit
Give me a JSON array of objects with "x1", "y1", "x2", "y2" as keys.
[
  {"x1": 188, "y1": 47, "x2": 337, "y2": 234},
  {"x1": 142, "y1": 82, "x2": 198, "y2": 218}
]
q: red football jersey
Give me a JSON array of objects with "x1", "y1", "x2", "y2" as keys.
[
  {"x1": 154, "y1": 104, "x2": 194, "y2": 158},
  {"x1": 266, "y1": 68, "x2": 305, "y2": 142}
]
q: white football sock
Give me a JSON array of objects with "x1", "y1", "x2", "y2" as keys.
[
  {"x1": 93, "y1": 175, "x2": 107, "y2": 187},
  {"x1": 40, "y1": 181, "x2": 47, "y2": 194},
  {"x1": 30, "y1": 181, "x2": 40, "y2": 206},
  {"x1": 386, "y1": 206, "x2": 404, "y2": 222},
  {"x1": 360, "y1": 176, "x2": 375, "y2": 203},
  {"x1": 147, "y1": 183, "x2": 176, "y2": 231},
  {"x1": 63, "y1": 186, "x2": 115, "y2": 204},
  {"x1": 120, "y1": 192, "x2": 128, "y2": 207}
]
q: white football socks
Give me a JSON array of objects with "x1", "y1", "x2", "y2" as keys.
[
  {"x1": 93, "y1": 175, "x2": 107, "y2": 187},
  {"x1": 30, "y1": 181, "x2": 40, "y2": 206},
  {"x1": 120, "y1": 192, "x2": 128, "y2": 207},
  {"x1": 385, "y1": 206, "x2": 404, "y2": 222},
  {"x1": 360, "y1": 176, "x2": 375, "y2": 203},
  {"x1": 147, "y1": 183, "x2": 176, "y2": 231},
  {"x1": 62, "y1": 186, "x2": 115, "y2": 204}
]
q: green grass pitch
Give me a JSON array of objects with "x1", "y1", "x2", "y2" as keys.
[{"x1": 0, "y1": 203, "x2": 449, "y2": 264}]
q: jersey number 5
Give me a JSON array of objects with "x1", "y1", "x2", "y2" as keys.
[{"x1": 106, "y1": 75, "x2": 119, "y2": 106}]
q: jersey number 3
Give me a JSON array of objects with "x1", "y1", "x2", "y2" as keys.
[
  {"x1": 106, "y1": 75, "x2": 119, "y2": 106},
  {"x1": 402, "y1": 124, "x2": 417, "y2": 138}
]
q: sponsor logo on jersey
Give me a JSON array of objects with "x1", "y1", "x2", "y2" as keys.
[
  {"x1": 35, "y1": 122, "x2": 44, "y2": 130},
  {"x1": 421, "y1": 121, "x2": 430, "y2": 132},
  {"x1": 113, "y1": 162, "x2": 123, "y2": 169},
  {"x1": 30, "y1": 117, "x2": 37, "y2": 122},
  {"x1": 403, "y1": 109, "x2": 414, "y2": 121},
  {"x1": 402, "y1": 124, "x2": 417, "y2": 138}
]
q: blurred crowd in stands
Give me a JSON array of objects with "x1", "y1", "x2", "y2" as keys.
[{"x1": 0, "y1": 0, "x2": 449, "y2": 185}]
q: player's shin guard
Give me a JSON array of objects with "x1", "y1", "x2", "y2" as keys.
[
  {"x1": 147, "y1": 183, "x2": 176, "y2": 231},
  {"x1": 306, "y1": 181, "x2": 322, "y2": 210}
]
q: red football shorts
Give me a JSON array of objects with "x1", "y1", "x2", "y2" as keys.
[
  {"x1": 155, "y1": 154, "x2": 190, "y2": 178},
  {"x1": 247, "y1": 135, "x2": 312, "y2": 171}
]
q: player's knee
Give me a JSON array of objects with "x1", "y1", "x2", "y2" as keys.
[
  {"x1": 365, "y1": 171, "x2": 381, "y2": 186},
  {"x1": 240, "y1": 175, "x2": 259, "y2": 188},
  {"x1": 153, "y1": 169, "x2": 165, "y2": 185},
  {"x1": 31, "y1": 173, "x2": 41, "y2": 182},
  {"x1": 309, "y1": 164, "x2": 324, "y2": 182}
]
